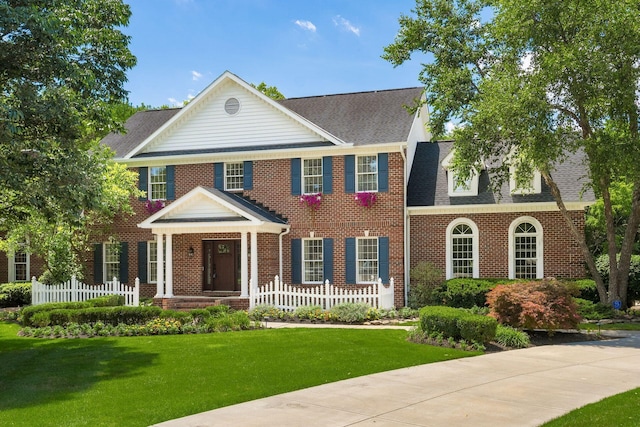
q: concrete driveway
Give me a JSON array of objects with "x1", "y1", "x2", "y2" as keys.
[{"x1": 152, "y1": 331, "x2": 640, "y2": 427}]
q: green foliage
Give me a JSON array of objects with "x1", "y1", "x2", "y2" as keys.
[
  {"x1": 494, "y1": 325, "x2": 531, "y2": 349},
  {"x1": 573, "y1": 279, "x2": 600, "y2": 304},
  {"x1": 0, "y1": 282, "x2": 31, "y2": 307},
  {"x1": 419, "y1": 306, "x2": 497, "y2": 343},
  {"x1": 86, "y1": 294, "x2": 125, "y2": 307},
  {"x1": 293, "y1": 305, "x2": 324, "y2": 320},
  {"x1": 595, "y1": 254, "x2": 640, "y2": 307},
  {"x1": 486, "y1": 280, "x2": 581, "y2": 331},
  {"x1": 329, "y1": 303, "x2": 371, "y2": 323},
  {"x1": 574, "y1": 298, "x2": 616, "y2": 321},
  {"x1": 408, "y1": 261, "x2": 444, "y2": 308},
  {"x1": 432, "y1": 278, "x2": 514, "y2": 308},
  {"x1": 251, "y1": 82, "x2": 285, "y2": 100},
  {"x1": 247, "y1": 304, "x2": 283, "y2": 320}
]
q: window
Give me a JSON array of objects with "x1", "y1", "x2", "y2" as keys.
[
  {"x1": 9, "y1": 249, "x2": 29, "y2": 282},
  {"x1": 303, "y1": 239, "x2": 323, "y2": 283},
  {"x1": 303, "y1": 158, "x2": 323, "y2": 194},
  {"x1": 510, "y1": 167, "x2": 542, "y2": 195},
  {"x1": 509, "y1": 217, "x2": 544, "y2": 279},
  {"x1": 149, "y1": 166, "x2": 167, "y2": 200},
  {"x1": 357, "y1": 155, "x2": 378, "y2": 192},
  {"x1": 357, "y1": 237, "x2": 378, "y2": 283},
  {"x1": 442, "y1": 150, "x2": 481, "y2": 196},
  {"x1": 104, "y1": 243, "x2": 120, "y2": 282},
  {"x1": 147, "y1": 241, "x2": 165, "y2": 283},
  {"x1": 225, "y1": 162, "x2": 244, "y2": 191},
  {"x1": 446, "y1": 219, "x2": 479, "y2": 279}
]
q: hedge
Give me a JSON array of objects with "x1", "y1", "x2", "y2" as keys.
[
  {"x1": 28, "y1": 306, "x2": 164, "y2": 327},
  {"x1": 419, "y1": 306, "x2": 497, "y2": 343},
  {"x1": 0, "y1": 282, "x2": 32, "y2": 308}
]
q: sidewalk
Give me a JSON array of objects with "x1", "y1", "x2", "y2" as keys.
[{"x1": 152, "y1": 330, "x2": 640, "y2": 427}]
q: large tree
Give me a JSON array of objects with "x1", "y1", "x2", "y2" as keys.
[
  {"x1": 384, "y1": 0, "x2": 640, "y2": 307},
  {"x1": 0, "y1": 0, "x2": 138, "y2": 281}
]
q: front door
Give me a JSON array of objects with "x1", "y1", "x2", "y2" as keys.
[{"x1": 202, "y1": 240, "x2": 238, "y2": 292}]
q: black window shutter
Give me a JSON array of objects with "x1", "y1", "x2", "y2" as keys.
[
  {"x1": 214, "y1": 163, "x2": 224, "y2": 190},
  {"x1": 323, "y1": 238, "x2": 333, "y2": 283},
  {"x1": 119, "y1": 242, "x2": 129, "y2": 283},
  {"x1": 166, "y1": 166, "x2": 175, "y2": 200},
  {"x1": 378, "y1": 153, "x2": 388, "y2": 192},
  {"x1": 243, "y1": 161, "x2": 253, "y2": 190},
  {"x1": 291, "y1": 158, "x2": 301, "y2": 195},
  {"x1": 344, "y1": 155, "x2": 355, "y2": 193},
  {"x1": 291, "y1": 239, "x2": 302, "y2": 283},
  {"x1": 322, "y1": 156, "x2": 333, "y2": 194},
  {"x1": 93, "y1": 243, "x2": 103, "y2": 284},
  {"x1": 138, "y1": 167, "x2": 148, "y2": 201},
  {"x1": 378, "y1": 237, "x2": 389, "y2": 283},
  {"x1": 345, "y1": 237, "x2": 356, "y2": 284},
  {"x1": 138, "y1": 241, "x2": 148, "y2": 283}
]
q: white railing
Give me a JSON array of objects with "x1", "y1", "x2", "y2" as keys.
[
  {"x1": 31, "y1": 276, "x2": 140, "y2": 306},
  {"x1": 250, "y1": 276, "x2": 395, "y2": 311}
]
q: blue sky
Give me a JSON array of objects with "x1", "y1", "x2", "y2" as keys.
[{"x1": 124, "y1": 0, "x2": 427, "y2": 107}]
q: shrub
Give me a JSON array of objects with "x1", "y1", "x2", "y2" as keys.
[
  {"x1": 574, "y1": 298, "x2": 616, "y2": 320},
  {"x1": 419, "y1": 306, "x2": 497, "y2": 343},
  {"x1": 189, "y1": 309, "x2": 211, "y2": 323},
  {"x1": 247, "y1": 304, "x2": 280, "y2": 320},
  {"x1": 595, "y1": 254, "x2": 640, "y2": 307},
  {"x1": 408, "y1": 262, "x2": 444, "y2": 309},
  {"x1": 329, "y1": 302, "x2": 369, "y2": 323},
  {"x1": 24, "y1": 305, "x2": 163, "y2": 327},
  {"x1": 431, "y1": 279, "x2": 512, "y2": 308},
  {"x1": 206, "y1": 305, "x2": 231, "y2": 317},
  {"x1": 0, "y1": 282, "x2": 32, "y2": 307},
  {"x1": 20, "y1": 302, "x2": 91, "y2": 326},
  {"x1": 86, "y1": 294, "x2": 125, "y2": 307},
  {"x1": 572, "y1": 279, "x2": 600, "y2": 303},
  {"x1": 293, "y1": 305, "x2": 324, "y2": 320},
  {"x1": 486, "y1": 280, "x2": 581, "y2": 331},
  {"x1": 495, "y1": 325, "x2": 531, "y2": 348}
]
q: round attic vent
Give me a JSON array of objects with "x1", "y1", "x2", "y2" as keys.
[{"x1": 224, "y1": 97, "x2": 240, "y2": 115}]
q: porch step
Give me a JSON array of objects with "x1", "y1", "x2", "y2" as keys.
[{"x1": 155, "y1": 296, "x2": 249, "y2": 311}]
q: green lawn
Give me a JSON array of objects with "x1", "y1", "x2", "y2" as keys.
[
  {"x1": 580, "y1": 322, "x2": 640, "y2": 331},
  {"x1": 0, "y1": 322, "x2": 477, "y2": 426},
  {"x1": 542, "y1": 387, "x2": 640, "y2": 427}
]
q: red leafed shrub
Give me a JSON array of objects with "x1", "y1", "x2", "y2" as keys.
[{"x1": 486, "y1": 280, "x2": 581, "y2": 331}]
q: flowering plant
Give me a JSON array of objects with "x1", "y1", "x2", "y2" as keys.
[
  {"x1": 145, "y1": 199, "x2": 165, "y2": 214},
  {"x1": 355, "y1": 192, "x2": 377, "y2": 208},
  {"x1": 299, "y1": 193, "x2": 322, "y2": 210}
]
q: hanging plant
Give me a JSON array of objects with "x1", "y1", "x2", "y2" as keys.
[
  {"x1": 355, "y1": 192, "x2": 377, "y2": 208},
  {"x1": 299, "y1": 193, "x2": 322, "y2": 210},
  {"x1": 145, "y1": 199, "x2": 165, "y2": 214}
]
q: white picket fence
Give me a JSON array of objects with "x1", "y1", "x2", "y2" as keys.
[
  {"x1": 31, "y1": 276, "x2": 140, "y2": 306},
  {"x1": 250, "y1": 276, "x2": 395, "y2": 311}
]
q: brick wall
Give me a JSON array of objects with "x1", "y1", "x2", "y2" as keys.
[{"x1": 409, "y1": 210, "x2": 587, "y2": 280}]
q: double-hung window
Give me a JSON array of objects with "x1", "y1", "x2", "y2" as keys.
[
  {"x1": 9, "y1": 248, "x2": 29, "y2": 282},
  {"x1": 509, "y1": 217, "x2": 544, "y2": 279},
  {"x1": 104, "y1": 243, "x2": 120, "y2": 282},
  {"x1": 303, "y1": 239, "x2": 323, "y2": 283},
  {"x1": 303, "y1": 159, "x2": 323, "y2": 194},
  {"x1": 149, "y1": 166, "x2": 167, "y2": 200},
  {"x1": 357, "y1": 155, "x2": 378, "y2": 192},
  {"x1": 357, "y1": 237, "x2": 378, "y2": 283},
  {"x1": 225, "y1": 162, "x2": 244, "y2": 191}
]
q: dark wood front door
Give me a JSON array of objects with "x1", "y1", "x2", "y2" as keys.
[{"x1": 202, "y1": 240, "x2": 238, "y2": 292}]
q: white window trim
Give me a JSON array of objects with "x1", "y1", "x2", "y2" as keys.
[
  {"x1": 149, "y1": 166, "x2": 167, "y2": 201},
  {"x1": 442, "y1": 150, "x2": 481, "y2": 197},
  {"x1": 224, "y1": 162, "x2": 244, "y2": 192},
  {"x1": 103, "y1": 243, "x2": 120, "y2": 283},
  {"x1": 445, "y1": 218, "x2": 479, "y2": 280},
  {"x1": 356, "y1": 236, "x2": 379, "y2": 284},
  {"x1": 356, "y1": 154, "x2": 379, "y2": 193},
  {"x1": 510, "y1": 166, "x2": 542, "y2": 195},
  {"x1": 302, "y1": 238, "x2": 323, "y2": 284},
  {"x1": 302, "y1": 158, "x2": 323, "y2": 195},
  {"x1": 508, "y1": 216, "x2": 544, "y2": 279},
  {"x1": 147, "y1": 241, "x2": 166, "y2": 284},
  {"x1": 8, "y1": 250, "x2": 30, "y2": 282}
]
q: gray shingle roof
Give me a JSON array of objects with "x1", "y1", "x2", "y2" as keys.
[
  {"x1": 102, "y1": 87, "x2": 423, "y2": 158},
  {"x1": 279, "y1": 87, "x2": 424, "y2": 146},
  {"x1": 407, "y1": 141, "x2": 595, "y2": 207}
]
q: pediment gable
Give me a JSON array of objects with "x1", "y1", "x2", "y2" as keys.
[{"x1": 125, "y1": 72, "x2": 344, "y2": 158}]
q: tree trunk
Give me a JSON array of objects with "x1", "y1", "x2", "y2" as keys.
[
  {"x1": 541, "y1": 172, "x2": 607, "y2": 302},
  {"x1": 615, "y1": 183, "x2": 640, "y2": 308},
  {"x1": 600, "y1": 178, "x2": 621, "y2": 304}
]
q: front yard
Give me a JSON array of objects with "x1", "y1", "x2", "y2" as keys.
[{"x1": 0, "y1": 322, "x2": 477, "y2": 427}]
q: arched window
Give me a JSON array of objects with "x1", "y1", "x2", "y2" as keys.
[
  {"x1": 509, "y1": 217, "x2": 544, "y2": 279},
  {"x1": 446, "y1": 219, "x2": 479, "y2": 279}
]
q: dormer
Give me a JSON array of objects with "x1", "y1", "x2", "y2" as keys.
[
  {"x1": 507, "y1": 148, "x2": 542, "y2": 195},
  {"x1": 442, "y1": 149, "x2": 483, "y2": 197}
]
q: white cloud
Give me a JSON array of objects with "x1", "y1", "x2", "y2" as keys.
[
  {"x1": 521, "y1": 52, "x2": 534, "y2": 73},
  {"x1": 168, "y1": 97, "x2": 180, "y2": 107},
  {"x1": 294, "y1": 20, "x2": 316, "y2": 32},
  {"x1": 191, "y1": 70, "x2": 203, "y2": 81},
  {"x1": 333, "y1": 15, "x2": 360, "y2": 36},
  {"x1": 445, "y1": 121, "x2": 457, "y2": 135}
]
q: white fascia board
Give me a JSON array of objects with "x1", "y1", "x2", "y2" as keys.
[
  {"x1": 149, "y1": 222, "x2": 288, "y2": 235},
  {"x1": 124, "y1": 71, "x2": 346, "y2": 159},
  {"x1": 408, "y1": 201, "x2": 593, "y2": 216},
  {"x1": 116, "y1": 141, "x2": 406, "y2": 167}
]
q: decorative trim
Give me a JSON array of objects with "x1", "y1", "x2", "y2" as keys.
[{"x1": 408, "y1": 201, "x2": 593, "y2": 216}]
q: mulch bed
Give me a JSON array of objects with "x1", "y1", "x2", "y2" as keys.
[{"x1": 484, "y1": 330, "x2": 609, "y2": 353}]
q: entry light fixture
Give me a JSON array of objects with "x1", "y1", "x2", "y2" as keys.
[{"x1": 188, "y1": 246, "x2": 194, "y2": 257}]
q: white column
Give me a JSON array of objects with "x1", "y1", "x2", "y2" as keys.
[
  {"x1": 155, "y1": 233, "x2": 164, "y2": 298},
  {"x1": 241, "y1": 231, "x2": 249, "y2": 297},
  {"x1": 251, "y1": 231, "x2": 258, "y2": 290},
  {"x1": 165, "y1": 233, "x2": 173, "y2": 298}
]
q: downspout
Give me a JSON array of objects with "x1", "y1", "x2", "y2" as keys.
[
  {"x1": 279, "y1": 226, "x2": 291, "y2": 281},
  {"x1": 400, "y1": 147, "x2": 409, "y2": 307}
]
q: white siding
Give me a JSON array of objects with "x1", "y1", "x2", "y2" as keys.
[
  {"x1": 164, "y1": 194, "x2": 239, "y2": 220},
  {"x1": 142, "y1": 82, "x2": 325, "y2": 154}
]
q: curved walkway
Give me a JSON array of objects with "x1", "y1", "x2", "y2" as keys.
[{"x1": 152, "y1": 329, "x2": 640, "y2": 427}]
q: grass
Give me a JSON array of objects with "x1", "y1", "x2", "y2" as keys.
[
  {"x1": 580, "y1": 322, "x2": 640, "y2": 331},
  {"x1": 542, "y1": 387, "x2": 640, "y2": 427},
  {"x1": 0, "y1": 321, "x2": 477, "y2": 426}
]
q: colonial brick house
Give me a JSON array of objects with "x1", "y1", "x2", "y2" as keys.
[{"x1": 1, "y1": 71, "x2": 594, "y2": 308}]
